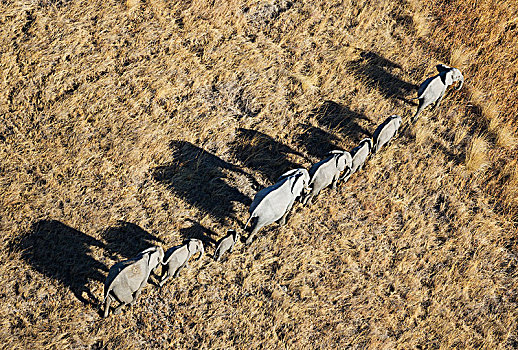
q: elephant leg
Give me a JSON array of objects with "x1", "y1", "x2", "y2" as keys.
[
  {"x1": 130, "y1": 279, "x2": 147, "y2": 306},
  {"x1": 245, "y1": 233, "x2": 255, "y2": 245},
  {"x1": 432, "y1": 93, "x2": 445, "y2": 110},
  {"x1": 174, "y1": 261, "x2": 188, "y2": 277},
  {"x1": 113, "y1": 303, "x2": 126, "y2": 315},
  {"x1": 302, "y1": 193, "x2": 311, "y2": 206},
  {"x1": 103, "y1": 294, "x2": 112, "y2": 318},
  {"x1": 246, "y1": 226, "x2": 259, "y2": 245},
  {"x1": 279, "y1": 200, "x2": 295, "y2": 226},
  {"x1": 412, "y1": 99, "x2": 425, "y2": 123},
  {"x1": 332, "y1": 175, "x2": 340, "y2": 189},
  {"x1": 130, "y1": 292, "x2": 140, "y2": 306},
  {"x1": 277, "y1": 213, "x2": 288, "y2": 226},
  {"x1": 159, "y1": 268, "x2": 171, "y2": 287}
]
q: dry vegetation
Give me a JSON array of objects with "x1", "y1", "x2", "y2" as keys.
[{"x1": 0, "y1": 0, "x2": 517, "y2": 348}]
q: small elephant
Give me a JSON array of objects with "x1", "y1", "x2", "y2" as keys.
[
  {"x1": 341, "y1": 138, "x2": 373, "y2": 182},
  {"x1": 412, "y1": 64, "x2": 464, "y2": 122},
  {"x1": 159, "y1": 239, "x2": 204, "y2": 287},
  {"x1": 245, "y1": 168, "x2": 310, "y2": 245},
  {"x1": 372, "y1": 115, "x2": 402, "y2": 154},
  {"x1": 103, "y1": 246, "x2": 164, "y2": 318},
  {"x1": 213, "y1": 229, "x2": 239, "y2": 261},
  {"x1": 303, "y1": 150, "x2": 353, "y2": 206}
]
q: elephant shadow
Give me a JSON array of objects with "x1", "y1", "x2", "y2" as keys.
[
  {"x1": 13, "y1": 220, "x2": 107, "y2": 305},
  {"x1": 294, "y1": 123, "x2": 344, "y2": 159},
  {"x1": 179, "y1": 219, "x2": 218, "y2": 248},
  {"x1": 229, "y1": 128, "x2": 303, "y2": 183},
  {"x1": 311, "y1": 100, "x2": 372, "y2": 144},
  {"x1": 153, "y1": 141, "x2": 251, "y2": 224},
  {"x1": 101, "y1": 221, "x2": 163, "y2": 260},
  {"x1": 348, "y1": 51, "x2": 418, "y2": 102}
]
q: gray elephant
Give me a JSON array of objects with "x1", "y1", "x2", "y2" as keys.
[
  {"x1": 372, "y1": 115, "x2": 402, "y2": 154},
  {"x1": 159, "y1": 238, "x2": 204, "y2": 287},
  {"x1": 103, "y1": 246, "x2": 164, "y2": 318},
  {"x1": 213, "y1": 229, "x2": 239, "y2": 261},
  {"x1": 245, "y1": 168, "x2": 310, "y2": 245},
  {"x1": 341, "y1": 138, "x2": 373, "y2": 183},
  {"x1": 303, "y1": 150, "x2": 353, "y2": 206},
  {"x1": 412, "y1": 64, "x2": 464, "y2": 122}
]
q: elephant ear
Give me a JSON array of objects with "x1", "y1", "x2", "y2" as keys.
[
  {"x1": 290, "y1": 173, "x2": 303, "y2": 194},
  {"x1": 436, "y1": 64, "x2": 451, "y2": 73},
  {"x1": 440, "y1": 70, "x2": 454, "y2": 86},
  {"x1": 335, "y1": 154, "x2": 340, "y2": 168},
  {"x1": 365, "y1": 138, "x2": 373, "y2": 152}
]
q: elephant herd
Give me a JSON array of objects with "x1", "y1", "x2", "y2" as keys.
[{"x1": 102, "y1": 64, "x2": 464, "y2": 317}]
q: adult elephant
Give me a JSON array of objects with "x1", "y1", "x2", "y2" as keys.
[
  {"x1": 244, "y1": 168, "x2": 310, "y2": 245},
  {"x1": 103, "y1": 246, "x2": 164, "y2": 317},
  {"x1": 412, "y1": 64, "x2": 464, "y2": 122}
]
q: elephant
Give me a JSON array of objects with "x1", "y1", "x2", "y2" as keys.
[
  {"x1": 103, "y1": 246, "x2": 164, "y2": 318},
  {"x1": 213, "y1": 229, "x2": 239, "y2": 261},
  {"x1": 341, "y1": 138, "x2": 373, "y2": 183},
  {"x1": 159, "y1": 239, "x2": 204, "y2": 287},
  {"x1": 245, "y1": 168, "x2": 310, "y2": 245},
  {"x1": 372, "y1": 115, "x2": 402, "y2": 154},
  {"x1": 412, "y1": 64, "x2": 464, "y2": 122},
  {"x1": 302, "y1": 150, "x2": 353, "y2": 206}
]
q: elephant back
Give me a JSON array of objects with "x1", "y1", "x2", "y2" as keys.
[
  {"x1": 250, "y1": 181, "x2": 285, "y2": 214},
  {"x1": 309, "y1": 155, "x2": 333, "y2": 179},
  {"x1": 104, "y1": 258, "x2": 139, "y2": 299},
  {"x1": 163, "y1": 245, "x2": 185, "y2": 264}
]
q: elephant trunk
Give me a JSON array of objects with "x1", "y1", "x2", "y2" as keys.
[{"x1": 456, "y1": 74, "x2": 464, "y2": 90}]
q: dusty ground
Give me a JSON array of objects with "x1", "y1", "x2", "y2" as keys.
[{"x1": 0, "y1": 0, "x2": 517, "y2": 348}]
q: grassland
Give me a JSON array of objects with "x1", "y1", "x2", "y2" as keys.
[{"x1": 1, "y1": 0, "x2": 517, "y2": 348}]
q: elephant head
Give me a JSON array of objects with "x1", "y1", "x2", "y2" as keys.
[
  {"x1": 391, "y1": 115, "x2": 402, "y2": 129},
  {"x1": 360, "y1": 138, "x2": 373, "y2": 153},
  {"x1": 187, "y1": 239, "x2": 204, "y2": 261},
  {"x1": 437, "y1": 64, "x2": 464, "y2": 90},
  {"x1": 141, "y1": 246, "x2": 164, "y2": 273},
  {"x1": 329, "y1": 150, "x2": 352, "y2": 173},
  {"x1": 280, "y1": 168, "x2": 311, "y2": 195}
]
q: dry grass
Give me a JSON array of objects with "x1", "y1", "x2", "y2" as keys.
[{"x1": 0, "y1": 0, "x2": 517, "y2": 348}]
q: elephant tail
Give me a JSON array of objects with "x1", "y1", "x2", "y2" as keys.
[{"x1": 244, "y1": 215, "x2": 258, "y2": 233}]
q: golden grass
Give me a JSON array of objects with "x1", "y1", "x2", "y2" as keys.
[
  {"x1": 0, "y1": 0, "x2": 517, "y2": 348},
  {"x1": 465, "y1": 135, "x2": 490, "y2": 173}
]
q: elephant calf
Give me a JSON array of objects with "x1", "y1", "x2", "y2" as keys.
[
  {"x1": 103, "y1": 246, "x2": 164, "y2": 318},
  {"x1": 412, "y1": 64, "x2": 464, "y2": 122},
  {"x1": 159, "y1": 239, "x2": 204, "y2": 287},
  {"x1": 245, "y1": 168, "x2": 310, "y2": 245},
  {"x1": 213, "y1": 229, "x2": 239, "y2": 261},
  {"x1": 342, "y1": 138, "x2": 373, "y2": 183},
  {"x1": 303, "y1": 150, "x2": 352, "y2": 206},
  {"x1": 372, "y1": 115, "x2": 402, "y2": 154}
]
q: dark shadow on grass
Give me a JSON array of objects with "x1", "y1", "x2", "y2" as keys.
[
  {"x1": 153, "y1": 141, "x2": 251, "y2": 224},
  {"x1": 179, "y1": 219, "x2": 218, "y2": 248},
  {"x1": 229, "y1": 128, "x2": 304, "y2": 182},
  {"x1": 294, "y1": 123, "x2": 344, "y2": 159},
  {"x1": 311, "y1": 100, "x2": 372, "y2": 143},
  {"x1": 14, "y1": 220, "x2": 107, "y2": 305},
  {"x1": 348, "y1": 51, "x2": 418, "y2": 101},
  {"x1": 101, "y1": 221, "x2": 163, "y2": 260}
]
